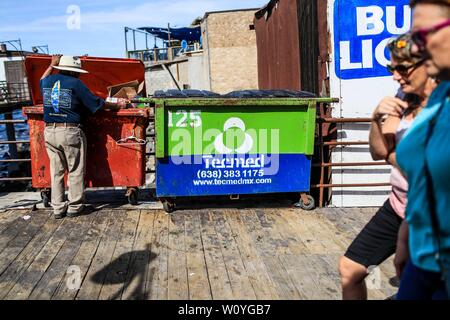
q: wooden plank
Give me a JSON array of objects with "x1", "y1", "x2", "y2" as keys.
[
  {"x1": 51, "y1": 210, "x2": 112, "y2": 300},
  {"x1": 278, "y1": 254, "x2": 328, "y2": 300},
  {"x1": 0, "y1": 214, "x2": 62, "y2": 299},
  {"x1": 184, "y1": 211, "x2": 212, "y2": 300},
  {"x1": 241, "y1": 209, "x2": 302, "y2": 300},
  {"x1": 27, "y1": 212, "x2": 97, "y2": 300},
  {"x1": 302, "y1": 212, "x2": 348, "y2": 253},
  {"x1": 0, "y1": 211, "x2": 43, "y2": 254},
  {"x1": 5, "y1": 215, "x2": 79, "y2": 299},
  {"x1": 277, "y1": 210, "x2": 331, "y2": 254},
  {"x1": 98, "y1": 210, "x2": 140, "y2": 300},
  {"x1": 321, "y1": 208, "x2": 372, "y2": 241},
  {"x1": 75, "y1": 210, "x2": 126, "y2": 300},
  {"x1": 0, "y1": 211, "x2": 50, "y2": 274},
  {"x1": 308, "y1": 254, "x2": 342, "y2": 299},
  {"x1": 269, "y1": 210, "x2": 321, "y2": 254},
  {"x1": 145, "y1": 211, "x2": 169, "y2": 300},
  {"x1": 121, "y1": 211, "x2": 156, "y2": 300},
  {"x1": 199, "y1": 210, "x2": 234, "y2": 300},
  {"x1": 211, "y1": 211, "x2": 256, "y2": 300},
  {"x1": 167, "y1": 212, "x2": 189, "y2": 300},
  {"x1": 0, "y1": 210, "x2": 24, "y2": 234},
  {"x1": 224, "y1": 210, "x2": 279, "y2": 299},
  {"x1": 243, "y1": 209, "x2": 293, "y2": 256},
  {"x1": 259, "y1": 209, "x2": 308, "y2": 255}
]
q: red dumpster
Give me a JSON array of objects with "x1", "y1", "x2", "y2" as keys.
[{"x1": 22, "y1": 55, "x2": 149, "y2": 205}]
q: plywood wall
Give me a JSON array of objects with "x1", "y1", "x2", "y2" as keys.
[{"x1": 202, "y1": 10, "x2": 259, "y2": 94}]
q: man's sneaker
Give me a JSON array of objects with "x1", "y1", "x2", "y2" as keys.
[{"x1": 67, "y1": 205, "x2": 96, "y2": 218}]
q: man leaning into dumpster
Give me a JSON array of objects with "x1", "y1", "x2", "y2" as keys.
[{"x1": 40, "y1": 54, "x2": 128, "y2": 219}]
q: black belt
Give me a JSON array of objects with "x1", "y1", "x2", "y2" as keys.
[{"x1": 46, "y1": 123, "x2": 82, "y2": 128}]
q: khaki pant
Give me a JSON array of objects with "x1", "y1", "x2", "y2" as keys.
[{"x1": 44, "y1": 126, "x2": 87, "y2": 215}]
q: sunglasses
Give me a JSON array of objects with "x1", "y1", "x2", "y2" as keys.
[
  {"x1": 411, "y1": 19, "x2": 450, "y2": 52},
  {"x1": 386, "y1": 59, "x2": 425, "y2": 76}
]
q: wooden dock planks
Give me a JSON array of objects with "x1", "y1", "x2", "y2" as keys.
[
  {"x1": 184, "y1": 211, "x2": 213, "y2": 300},
  {"x1": 27, "y1": 213, "x2": 97, "y2": 300},
  {"x1": 0, "y1": 205, "x2": 398, "y2": 300},
  {"x1": 121, "y1": 211, "x2": 156, "y2": 300},
  {"x1": 52, "y1": 209, "x2": 112, "y2": 300},
  {"x1": 97, "y1": 210, "x2": 140, "y2": 300},
  {"x1": 76, "y1": 210, "x2": 126, "y2": 300}
]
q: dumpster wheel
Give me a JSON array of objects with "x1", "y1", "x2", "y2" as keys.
[
  {"x1": 126, "y1": 188, "x2": 139, "y2": 205},
  {"x1": 40, "y1": 190, "x2": 51, "y2": 208},
  {"x1": 162, "y1": 200, "x2": 176, "y2": 214},
  {"x1": 295, "y1": 194, "x2": 315, "y2": 211}
]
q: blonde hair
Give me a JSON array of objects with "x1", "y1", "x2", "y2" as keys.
[{"x1": 387, "y1": 33, "x2": 424, "y2": 64}]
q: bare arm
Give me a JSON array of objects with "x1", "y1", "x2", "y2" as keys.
[
  {"x1": 369, "y1": 116, "x2": 400, "y2": 160},
  {"x1": 41, "y1": 54, "x2": 62, "y2": 80},
  {"x1": 394, "y1": 220, "x2": 409, "y2": 278},
  {"x1": 369, "y1": 96, "x2": 408, "y2": 161}
]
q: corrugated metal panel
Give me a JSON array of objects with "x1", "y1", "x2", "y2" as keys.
[
  {"x1": 254, "y1": 0, "x2": 329, "y2": 96},
  {"x1": 254, "y1": 0, "x2": 301, "y2": 91},
  {"x1": 317, "y1": 0, "x2": 330, "y2": 96},
  {"x1": 298, "y1": 0, "x2": 318, "y2": 94}
]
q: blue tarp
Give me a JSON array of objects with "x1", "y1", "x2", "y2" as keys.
[{"x1": 138, "y1": 26, "x2": 201, "y2": 42}]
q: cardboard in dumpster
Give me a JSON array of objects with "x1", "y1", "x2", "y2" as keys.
[{"x1": 107, "y1": 80, "x2": 145, "y2": 100}]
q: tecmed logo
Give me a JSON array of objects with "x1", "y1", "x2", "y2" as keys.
[
  {"x1": 334, "y1": 0, "x2": 411, "y2": 79},
  {"x1": 214, "y1": 117, "x2": 254, "y2": 154}
]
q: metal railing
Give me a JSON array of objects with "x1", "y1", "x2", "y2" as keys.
[
  {"x1": 0, "y1": 81, "x2": 32, "y2": 184},
  {"x1": 127, "y1": 45, "x2": 199, "y2": 63},
  {"x1": 0, "y1": 81, "x2": 31, "y2": 106},
  {"x1": 312, "y1": 109, "x2": 391, "y2": 208},
  {"x1": 0, "y1": 116, "x2": 31, "y2": 183}
]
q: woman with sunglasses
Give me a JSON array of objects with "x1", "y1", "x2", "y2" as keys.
[
  {"x1": 395, "y1": 0, "x2": 450, "y2": 300},
  {"x1": 339, "y1": 32, "x2": 436, "y2": 300}
]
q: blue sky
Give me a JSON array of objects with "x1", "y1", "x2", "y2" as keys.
[{"x1": 0, "y1": 0, "x2": 267, "y2": 58}]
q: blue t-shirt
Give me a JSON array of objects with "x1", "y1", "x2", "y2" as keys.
[
  {"x1": 396, "y1": 81, "x2": 450, "y2": 272},
  {"x1": 40, "y1": 74, "x2": 105, "y2": 123}
]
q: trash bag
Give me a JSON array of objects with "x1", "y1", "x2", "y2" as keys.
[
  {"x1": 153, "y1": 89, "x2": 221, "y2": 98},
  {"x1": 223, "y1": 89, "x2": 316, "y2": 98}
]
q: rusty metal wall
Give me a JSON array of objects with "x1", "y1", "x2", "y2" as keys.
[
  {"x1": 297, "y1": 0, "x2": 318, "y2": 94},
  {"x1": 317, "y1": 0, "x2": 330, "y2": 96},
  {"x1": 254, "y1": 0, "x2": 329, "y2": 95},
  {"x1": 254, "y1": 0, "x2": 301, "y2": 91}
]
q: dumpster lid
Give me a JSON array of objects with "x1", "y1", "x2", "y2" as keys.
[{"x1": 25, "y1": 55, "x2": 146, "y2": 106}]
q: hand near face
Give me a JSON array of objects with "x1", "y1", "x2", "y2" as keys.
[{"x1": 372, "y1": 96, "x2": 409, "y2": 120}]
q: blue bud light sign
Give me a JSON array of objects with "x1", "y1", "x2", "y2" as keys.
[{"x1": 334, "y1": 0, "x2": 412, "y2": 79}]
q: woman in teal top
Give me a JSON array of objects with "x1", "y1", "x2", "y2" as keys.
[
  {"x1": 396, "y1": 81, "x2": 450, "y2": 299},
  {"x1": 394, "y1": 0, "x2": 450, "y2": 300}
]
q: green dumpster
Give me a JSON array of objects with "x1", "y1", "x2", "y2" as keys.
[{"x1": 134, "y1": 93, "x2": 336, "y2": 212}]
